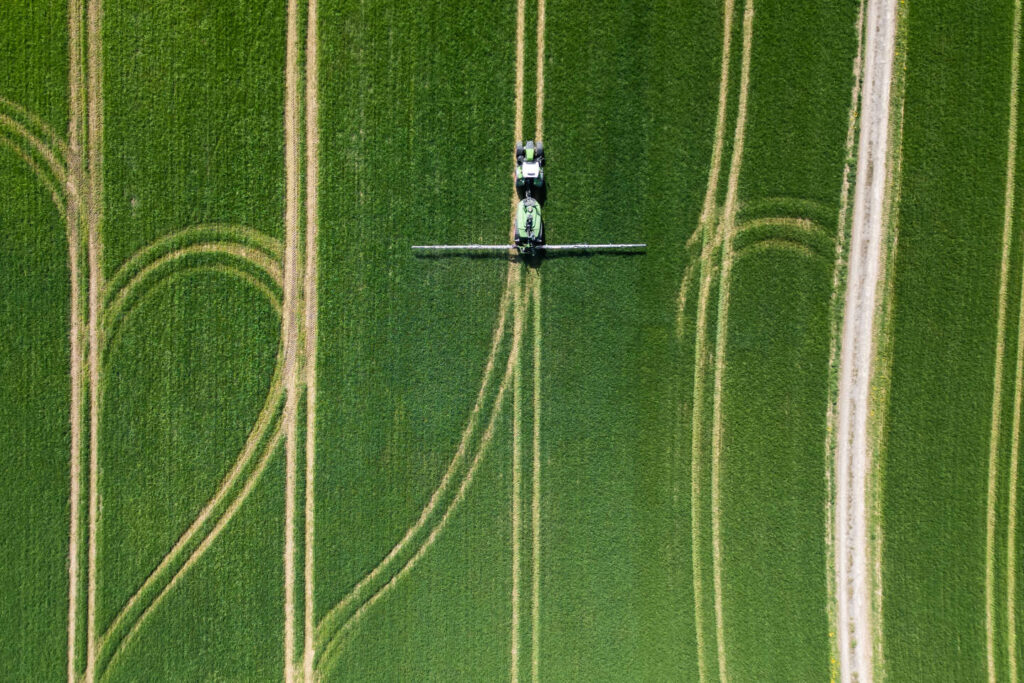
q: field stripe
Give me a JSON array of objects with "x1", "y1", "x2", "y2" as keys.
[
  {"x1": 512, "y1": 271, "x2": 542, "y2": 683},
  {"x1": 734, "y1": 239, "x2": 819, "y2": 261},
  {"x1": 0, "y1": 114, "x2": 68, "y2": 184},
  {"x1": 0, "y1": 94, "x2": 69, "y2": 155},
  {"x1": 0, "y1": 132, "x2": 66, "y2": 211},
  {"x1": 826, "y1": 4, "x2": 866, "y2": 673},
  {"x1": 283, "y1": 0, "x2": 303, "y2": 677},
  {"x1": 707, "y1": 4, "x2": 754, "y2": 681},
  {"x1": 102, "y1": 243, "x2": 283, "y2": 322},
  {"x1": 103, "y1": 225, "x2": 282, "y2": 304},
  {"x1": 690, "y1": 254, "x2": 716, "y2": 683},
  {"x1": 534, "y1": 0, "x2": 545, "y2": 143},
  {"x1": 515, "y1": 0, "x2": 525, "y2": 147},
  {"x1": 1004, "y1": 2, "x2": 1024, "y2": 680},
  {"x1": 700, "y1": 0, "x2": 736, "y2": 227},
  {"x1": 316, "y1": 271, "x2": 527, "y2": 677},
  {"x1": 987, "y1": 1, "x2": 1024, "y2": 679},
  {"x1": 688, "y1": 0, "x2": 737, "y2": 676},
  {"x1": 314, "y1": 0, "x2": 525, "y2": 668},
  {"x1": 97, "y1": 357, "x2": 286, "y2": 678},
  {"x1": 531, "y1": 271, "x2": 542, "y2": 682},
  {"x1": 527, "y1": 5, "x2": 545, "y2": 678},
  {"x1": 84, "y1": 0, "x2": 104, "y2": 678},
  {"x1": 678, "y1": 0, "x2": 736, "y2": 353},
  {"x1": 66, "y1": 0, "x2": 87, "y2": 676},
  {"x1": 675, "y1": 262, "x2": 697, "y2": 338},
  {"x1": 1007, "y1": 223, "x2": 1024, "y2": 683},
  {"x1": 96, "y1": 333, "x2": 287, "y2": 674},
  {"x1": 313, "y1": 263, "x2": 516, "y2": 652},
  {"x1": 101, "y1": 415, "x2": 287, "y2": 677},
  {"x1": 737, "y1": 216, "x2": 829, "y2": 236},
  {"x1": 303, "y1": 0, "x2": 320, "y2": 679},
  {"x1": 510, "y1": 1, "x2": 526, "y2": 672},
  {"x1": 512, "y1": 280, "x2": 523, "y2": 683},
  {"x1": 511, "y1": 0, "x2": 525, "y2": 244}
]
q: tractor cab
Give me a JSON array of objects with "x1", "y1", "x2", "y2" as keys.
[
  {"x1": 515, "y1": 140, "x2": 545, "y2": 198},
  {"x1": 514, "y1": 197, "x2": 544, "y2": 254}
]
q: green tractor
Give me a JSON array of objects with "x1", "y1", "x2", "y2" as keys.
[
  {"x1": 515, "y1": 140, "x2": 544, "y2": 199},
  {"x1": 514, "y1": 196, "x2": 544, "y2": 254}
]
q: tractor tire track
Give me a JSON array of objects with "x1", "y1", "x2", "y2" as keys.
[
  {"x1": 102, "y1": 243, "x2": 283, "y2": 328},
  {"x1": 66, "y1": 0, "x2": 88, "y2": 674},
  {"x1": 707, "y1": 5, "x2": 754, "y2": 681},
  {"x1": 1006, "y1": 178, "x2": 1024, "y2": 683},
  {"x1": 987, "y1": 2, "x2": 1023, "y2": 680},
  {"x1": 0, "y1": 97, "x2": 68, "y2": 191},
  {"x1": 104, "y1": 225, "x2": 282, "y2": 290},
  {"x1": 99, "y1": 415, "x2": 287, "y2": 680},
  {"x1": 0, "y1": 113, "x2": 67, "y2": 184},
  {"x1": 0, "y1": 94, "x2": 69, "y2": 155},
  {"x1": 95, "y1": 232, "x2": 285, "y2": 678},
  {"x1": 283, "y1": 0, "x2": 304, "y2": 675},
  {"x1": 531, "y1": 270, "x2": 542, "y2": 683},
  {"x1": 317, "y1": 270, "x2": 528, "y2": 679},
  {"x1": 1003, "y1": 3, "x2": 1024, "y2": 681},
  {"x1": 512, "y1": 274, "x2": 524, "y2": 683},
  {"x1": 0, "y1": 131, "x2": 66, "y2": 211},
  {"x1": 313, "y1": 0, "x2": 524, "y2": 670},
  {"x1": 84, "y1": 0, "x2": 105, "y2": 678},
  {"x1": 303, "y1": 0, "x2": 320, "y2": 678},
  {"x1": 313, "y1": 264, "x2": 517, "y2": 659},
  {"x1": 511, "y1": 0, "x2": 526, "y2": 244},
  {"x1": 96, "y1": 334, "x2": 287, "y2": 677},
  {"x1": 735, "y1": 238, "x2": 819, "y2": 261},
  {"x1": 686, "y1": 0, "x2": 737, "y2": 677},
  {"x1": 534, "y1": 0, "x2": 545, "y2": 143},
  {"x1": 512, "y1": 270, "x2": 542, "y2": 683},
  {"x1": 690, "y1": 247, "x2": 718, "y2": 683},
  {"x1": 529, "y1": 8, "x2": 545, "y2": 676},
  {"x1": 699, "y1": 0, "x2": 737, "y2": 229}
]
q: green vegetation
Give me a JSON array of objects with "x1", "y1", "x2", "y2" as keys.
[
  {"x1": 0, "y1": 133, "x2": 71, "y2": 682},
  {"x1": 537, "y1": 0, "x2": 720, "y2": 678},
  {"x1": 95, "y1": 2, "x2": 289, "y2": 677},
  {"x1": 0, "y1": 1, "x2": 69, "y2": 680},
  {"x1": 721, "y1": 247, "x2": 832, "y2": 680},
  {"x1": 709, "y1": 0, "x2": 858, "y2": 678},
  {"x1": 882, "y1": 1, "x2": 1019, "y2": 679},
  {"x1": 8, "y1": 0, "x2": 1011, "y2": 680}
]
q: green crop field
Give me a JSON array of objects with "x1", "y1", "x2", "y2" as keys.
[
  {"x1": 1, "y1": 0, "x2": 1022, "y2": 681},
  {"x1": 882, "y1": 1, "x2": 1024, "y2": 681}
]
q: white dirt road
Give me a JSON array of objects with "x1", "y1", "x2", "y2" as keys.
[{"x1": 834, "y1": 0, "x2": 899, "y2": 680}]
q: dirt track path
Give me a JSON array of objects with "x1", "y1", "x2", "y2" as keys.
[
  {"x1": 282, "y1": 0, "x2": 303, "y2": 677},
  {"x1": 303, "y1": 0, "x2": 320, "y2": 679},
  {"x1": 834, "y1": 0, "x2": 898, "y2": 680}
]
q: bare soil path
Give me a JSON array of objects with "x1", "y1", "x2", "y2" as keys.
[{"x1": 834, "y1": 0, "x2": 899, "y2": 680}]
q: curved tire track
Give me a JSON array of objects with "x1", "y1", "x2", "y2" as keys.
[
  {"x1": 94, "y1": 228, "x2": 287, "y2": 679},
  {"x1": 316, "y1": 270, "x2": 527, "y2": 678},
  {"x1": 314, "y1": 265, "x2": 518, "y2": 665}
]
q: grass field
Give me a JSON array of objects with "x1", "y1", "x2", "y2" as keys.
[
  {"x1": 882, "y1": 1, "x2": 1024, "y2": 680},
  {"x1": 2, "y1": 0, "x2": 1021, "y2": 681}
]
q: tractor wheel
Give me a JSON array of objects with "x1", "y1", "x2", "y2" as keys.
[
  {"x1": 515, "y1": 142, "x2": 525, "y2": 161},
  {"x1": 536, "y1": 142, "x2": 544, "y2": 165}
]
